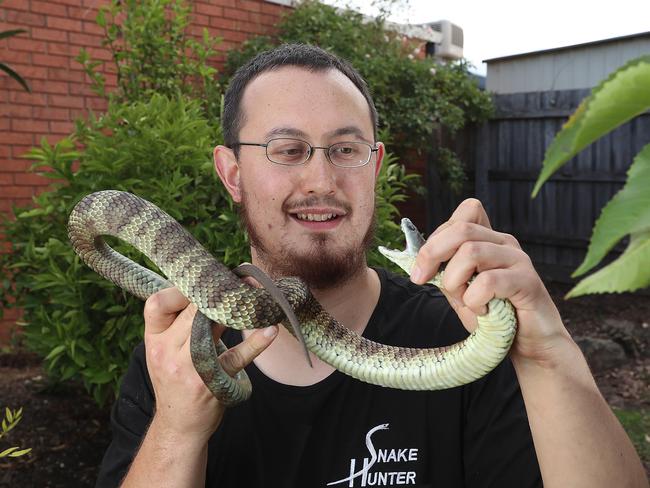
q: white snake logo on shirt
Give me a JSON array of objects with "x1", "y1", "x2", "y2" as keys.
[{"x1": 327, "y1": 423, "x2": 390, "y2": 486}]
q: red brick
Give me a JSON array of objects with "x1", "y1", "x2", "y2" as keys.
[
  {"x1": 85, "y1": 97, "x2": 107, "y2": 110},
  {"x1": 11, "y1": 119, "x2": 49, "y2": 133},
  {"x1": 68, "y1": 82, "x2": 94, "y2": 97},
  {"x1": 192, "y1": 14, "x2": 210, "y2": 27},
  {"x1": 261, "y1": 2, "x2": 283, "y2": 15},
  {"x1": 0, "y1": 145, "x2": 10, "y2": 158},
  {"x1": 195, "y1": 3, "x2": 224, "y2": 17},
  {"x1": 223, "y1": 7, "x2": 250, "y2": 21},
  {"x1": 213, "y1": 0, "x2": 237, "y2": 7},
  {"x1": 241, "y1": 0, "x2": 263, "y2": 13},
  {"x1": 33, "y1": 53, "x2": 71, "y2": 68},
  {"x1": 82, "y1": 20, "x2": 104, "y2": 36},
  {"x1": 32, "y1": 27, "x2": 69, "y2": 42},
  {"x1": 0, "y1": 49, "x2": 31, "y2": 64},
  {"x1": 0, "y1": 131, "x2": 34, "y2": 147},
  {"x1": 4, "y1": 104, "x2": 32, "y2": 118},
  {"x1": 0, "y1": 186, "x2": 35, "y2": 198},
  {"x1": 50, "y1": 121, "x2": 75, "y2": 134},
  {"x1": 11, "y1": 145, "x2": 32, "y2": 158},
  {"x1": 31, "y1": 0, "x2": 68, "y2": 17},
  {"x1": 29, "y1": 79, "x2": 69, "y2": 95},
  {"x1": 210, "y1": 17, "x2": 237, "y2": 30},
  {"x1": 0, "y1": 158, "x2": 31, "y2": 171},
  {"x1": 84, "y1": 46, "x2": 112, "y2": 61},
  {"x1": 7, "y1": 37, "x2": 47, "y2": 53},
  {"x1": 47, "y1": 16, "x2": 83, "y2": 32},
  {"x1": 0, "y1": 0, "x2": 30, "y2": 9},
  {"x1": 9, "y1": 91, "x2": 47, "y2": 105},
  {"x1": 33, "y1": 106, "x2": 70, "y2": 120},
  {"x1": 260, "y1": 13, "x2": 280, "y2": 26},
  {"x1": 69, "y1": 32, "x2": 101, "y2": 48},
  {"x1": 0, "y1": 174, "x2": 13, "y2": 185},
  {"x1": 48, "y1": 41, "x2": 73, "y2": 56},
  {"x1": 49, "y1": 67, "x2": 86, "y2": 83},
  {"x1": 5, "y1": 10, "x2": 46, "y2": 27},
  {"x1": 17, "y1": 64, "x2": 49, "y2": 80},
  {"x1": 48, "y1": 94, "x2": 85, "y2": 108},
  {"x1": 13, "y1": 173, "x2": 48, "y2": 186}
]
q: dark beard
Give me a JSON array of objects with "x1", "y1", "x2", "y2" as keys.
[{"x1": 238, "y1": 191, "x2": 376, "y2": 290}]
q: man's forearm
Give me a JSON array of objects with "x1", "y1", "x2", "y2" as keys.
[
  {"x1": 120, "y1": 416, "x2": 209, "y2": 488},
  {"x1": 513, "y1": 335, "x2": 647, "y2": 488}
]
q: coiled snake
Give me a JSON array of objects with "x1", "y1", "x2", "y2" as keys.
[{"x1": 68, "y1": 190, "x2": 517, "y2": 406}]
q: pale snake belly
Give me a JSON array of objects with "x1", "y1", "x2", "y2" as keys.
[{"x1": 68, "y1": 190, "x2": 517, "y2": 406}]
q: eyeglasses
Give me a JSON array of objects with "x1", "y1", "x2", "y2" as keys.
[{"x1": 232, "y1": 138, "x2": 378, "y2": 168}]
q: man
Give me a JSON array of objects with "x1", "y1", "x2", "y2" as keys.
[{"x1": 96, "y1": 44, "x2": 647, "y2": 487}]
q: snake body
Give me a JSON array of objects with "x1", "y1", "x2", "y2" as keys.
[{"x1": 68, "y1": 190, "x2": 517, "y2": 405}]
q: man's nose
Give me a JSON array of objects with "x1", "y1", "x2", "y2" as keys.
[{"x1": 299, "y1": 148, "x2": 337, "y2": 194}]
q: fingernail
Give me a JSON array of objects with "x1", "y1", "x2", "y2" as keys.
[
  {"x1": 263, "y1": 325, "x2": 278, "y2": 338},
  {"x1": 410, "y1": 265, "x2": 424, "y2": 284}
]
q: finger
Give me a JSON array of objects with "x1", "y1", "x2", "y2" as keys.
[
  {"x1": 462, "y1": 268, "x2": 522, "y2": 315},
  {"x1": 163, "y1": 302, "x2": 199, "y2": 348},
  {"x1": 144, "y1": 287, "x2": 190, "y2": 335},
  {"x1": 218, "y1": 326, "x2": 278, "y2": 377},
  {"x1": 448, "y1": 198, "x2": 492, "y2": 229},
  {"x1": 442, "y1": 241, "x2": 522, "y2": 305},
  {"x1": 411, "y1": 222, "x2": 518, "y2": 285}
]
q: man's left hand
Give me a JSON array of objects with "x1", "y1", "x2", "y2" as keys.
[{"x1": 409, "y1": 198, "x2": 569, "y2": 365}]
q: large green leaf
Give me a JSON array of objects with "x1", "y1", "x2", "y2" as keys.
[
  {"x1": 566, "y1": 230, "x2": 650, "y2": 297},
  {"x1": 572, "y1": 143, "x2": 650, "y2": 277},
  {"x1": 532, "y1": 56, "x2": 650, "y2": 197}
]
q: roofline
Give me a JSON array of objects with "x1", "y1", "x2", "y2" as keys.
[{"x1": 483, "y1": 30, "x2": 650, "y2": 64}]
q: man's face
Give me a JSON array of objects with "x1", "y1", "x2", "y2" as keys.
[{"x1": 218, "y1": 66, "x2": 383, "y2": 289}]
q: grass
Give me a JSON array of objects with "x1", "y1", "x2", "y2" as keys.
[{"x1": 614, "y1": 408, "x2": 650, "y2": 469}]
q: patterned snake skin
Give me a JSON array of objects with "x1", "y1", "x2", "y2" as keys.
[{"x1": 68, "y1": 190, "x2": 517, "y2": 406}]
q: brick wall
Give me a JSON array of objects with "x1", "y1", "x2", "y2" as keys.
[{"x1": 0, "y1": 0, "x2": 288, "y2": 341}]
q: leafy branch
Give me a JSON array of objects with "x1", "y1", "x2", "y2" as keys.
[
  {"x1": 0, "y1": 407, "x2": 31, "y2": 459},
  {"x1": 532, "y1": 56, "x2": 650, "y2": 297}
]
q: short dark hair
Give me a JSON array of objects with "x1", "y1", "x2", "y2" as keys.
[{"x1": 222, "y1": 43, "x2": 378, "y2": 156}]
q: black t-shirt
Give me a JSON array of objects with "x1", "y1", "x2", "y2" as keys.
[{"x1": 96, "y1": 268, "x2": 541, "y2": 487}]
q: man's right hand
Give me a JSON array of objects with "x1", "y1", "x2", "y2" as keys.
[{"x1": 142, "y1": 286, "x2": 278, "y2": 443}]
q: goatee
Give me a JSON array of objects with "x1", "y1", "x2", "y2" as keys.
[{"x1": 238, "y1": 190, "x2": 376, "y2": 290}]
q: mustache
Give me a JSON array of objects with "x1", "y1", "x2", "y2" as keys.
[{"x1": 283, "y1": 195, "x2": 352, "y2": 214}]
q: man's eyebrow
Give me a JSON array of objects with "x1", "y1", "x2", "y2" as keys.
[
  {"x1": 326, "y1": 126, "x2": 372, "y2": 143},
  {"x1": 264, "y1": 127, "x2": 308, "y2": 140}
]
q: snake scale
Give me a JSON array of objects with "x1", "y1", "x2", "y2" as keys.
[{"x1": 68, "y1": 190, "x2": 517, "y2": 406}]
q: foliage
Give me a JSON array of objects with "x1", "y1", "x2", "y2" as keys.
[
  {"x1": 532, "y1": 56, "x2": 650, "y2": 297},
  {"x1": 0, "y1": 407, "x2": 31, "y2": 459},
  {"x1": 223, "y1": 0, "x2": 492, "y2": 188},
  {"x1": 76, "y1": 0, "x2": 221, "y2": 119},
  {"x1": 0, "y1": 29, "x2": 31, "y2": 92}
]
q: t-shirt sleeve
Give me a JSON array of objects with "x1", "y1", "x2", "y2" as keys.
[
  {"x1": 462, "y1": 354, "x2": 542, "y2": 487},
  {"x1": 95, "y1": 342, "x2": 155, "y2": 488}
]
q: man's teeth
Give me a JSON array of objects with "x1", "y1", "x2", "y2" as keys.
[{"x1": 296, "y1": 213, "x2": 337, "y2": 222}]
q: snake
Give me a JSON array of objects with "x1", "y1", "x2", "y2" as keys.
[{"x1": 68, "y1": 190, "x2": 517, "y2": 406}]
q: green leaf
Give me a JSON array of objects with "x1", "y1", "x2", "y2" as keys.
[
  {"x1": 0, "y1": 62, "x2": 31, "y2": 92},
  {"x1": 532, "y1": 56, "x2": 650, "y2": 196},
  {"x1": 573, "y1": 143, "x2": 650, "y2": 276},
  {"x1": 8, "y1": 448, "x2": 32, "y2": 457},
  {"x1": 567, "y1": 230, "x2": 650, "y2": 297},
  {"x1": 44, "y1": 344, "x2": 66, "y2": 361},
  {"x1": 0, "y1": 29, "x2": 27, "y2": 41}
]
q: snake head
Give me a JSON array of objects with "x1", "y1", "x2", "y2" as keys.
[{"x1": 377, "y1": 218, "x2": 426, "y2": 276}]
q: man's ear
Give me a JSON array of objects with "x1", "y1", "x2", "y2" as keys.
[
  {"x1": 373, "y1": 141, "x2": 385, "y2": 178},
  {"x1": 214, "y1": 145, "x2": 242, "y2": 202}
]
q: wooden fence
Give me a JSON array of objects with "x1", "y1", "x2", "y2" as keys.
[{"x1": 426, "y1": 89, "x2": 650, "y2": 282}]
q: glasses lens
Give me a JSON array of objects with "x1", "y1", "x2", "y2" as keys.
[
  {"x1": 329, "y1": 142, "x2": 371, "y2": 167},
  {"x1": 266, "y1": 138, "x2": 310, "y2": 165}
]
